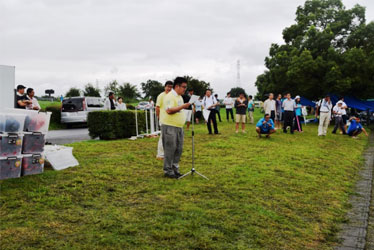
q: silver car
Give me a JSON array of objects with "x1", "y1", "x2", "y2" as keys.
[{"x1": 61, "y1": 97, "x2": 104, "y2": 124}]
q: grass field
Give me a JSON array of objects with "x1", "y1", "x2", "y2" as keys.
[{"x1": 0, "y1": 110, "x2": 370, "y2": 249}]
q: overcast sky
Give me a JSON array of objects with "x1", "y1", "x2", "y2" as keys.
[{"x1": 1, "y1": 0, "x2": 373, "y2": 98}]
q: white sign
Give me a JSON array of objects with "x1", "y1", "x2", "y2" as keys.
[{"x1": 0, "y1": 65, "x2": 15, "y2": 108}]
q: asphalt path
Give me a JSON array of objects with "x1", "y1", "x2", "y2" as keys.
[{"x1": 46, "y1": 128, "x2": 95, "y2": 145}]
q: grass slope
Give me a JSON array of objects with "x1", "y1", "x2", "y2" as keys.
[{"x1": 0, "y1": 110, "x2": 369, "y2": 249}]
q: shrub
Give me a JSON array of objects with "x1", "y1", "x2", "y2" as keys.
[
  {"x1": 44, "y1": 105, "x2": 62, "y2": 125},
  {"x1": 126, "y1": 104, "x2": 135, "y2": 110},
  {"x1": 87, "y1": 111, "x2": 147, "y2": 140}
]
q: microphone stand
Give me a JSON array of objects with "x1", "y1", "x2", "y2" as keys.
[{"x1": 179, "y1": 109, "x2": 209, "y2": 180}]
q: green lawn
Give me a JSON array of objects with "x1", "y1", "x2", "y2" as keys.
[{"x1": 0, "y1": 110, "x2": 370, "y2": 249}]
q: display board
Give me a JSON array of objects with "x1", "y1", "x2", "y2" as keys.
[{"x1": 0, "y1": 65, "x2": 15, "y2": 108}]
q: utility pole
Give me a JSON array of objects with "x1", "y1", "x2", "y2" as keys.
[{"x1": 236, "y1": 59, "x2": 241, "y2": 87}]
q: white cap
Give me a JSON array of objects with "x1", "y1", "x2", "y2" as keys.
[
  {"x1": 295, "y1": 95, "x2": 300, "y2": 99},
  {"x1": 337, "y1": 101, "x2": 343, "y2": 105}
]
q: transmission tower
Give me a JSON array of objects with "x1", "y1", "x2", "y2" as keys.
[{"x1": 236, "y1": 59, "x2": 241, "y2": 87}]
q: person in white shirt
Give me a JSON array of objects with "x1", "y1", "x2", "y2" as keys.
[
  {"x1": 316, "y1": 94, "x2": 333, "y2": 136},
  {"x1": 104, "y1": 92, "x2": 116, "y2": 110},
  {"x1": 202, "y1": 89, "x2": 219, "y2": 134},
  {"x1": 25, "y1": 88, "x2": 41, "y2": 111},
  {"x1": 263, "y1": 93, "x2": 276, "y2": 122},
  {"x1": 194, "y1": 97, "x2": 203, "y2": 124},
  {"x1": 223, "y1": 92, "x2": 235, "y2": 122},
  {"x1": 282, "y1": 93, "x2": 296, "y2": 134},
  {"x1": 116, "y1": 97, "x2": 127, "y2": 111},
  {"x1": 332, "y1": 101, "x2": 346, "y2": 134},
  {"x1": 339, "y1": 97, "x2": 348, "y2": 131}
]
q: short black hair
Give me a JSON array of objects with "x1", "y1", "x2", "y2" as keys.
[
  {"x1": 227, "y1": 92, "x2": 230, "y2": 95},
  {"x1": 26, "y1": 88, "x2": 34, "y2": 95},
  {"x1": 108, "y1": 92, "x2": 114, "y2": 97},
  {"x1": 17, "y1": 85, "x2": 26, "y2": 90},
  {"x1": 189, "y1": 89, "x2": 194, "y2": 92},
  {"x1": 239, "y1": 92, "x2": 245, "y2": 95},
  {"x1": 249, "y1": 95, "x2": 253, "y2": 99},
  {"x1": 117, "y1": 97, "x2": 123, "y2": 101},
  {"x1": 214, "y1": 94, "x2": 218, "y2": 97},
  {"x1": 165, "y1": 81, "x2": 173, "y2": 87},
  {"x1": 173, "y1": 77, "x2": 187, "y2": 88},
  {"x1": 325, "y1": 94, "x2": 330, "y2": 98},
  {"x1": 264, "y1": 113, "x2": 270, "y2": 118}
]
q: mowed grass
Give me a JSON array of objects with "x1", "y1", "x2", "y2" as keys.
[{"x1": 0, "y1": 110, "x2": 370, "y2": 249}]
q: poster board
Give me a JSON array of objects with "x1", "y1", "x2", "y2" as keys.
[{"x1": 0, "y1": 65, "x2": 15, "y2": 108}]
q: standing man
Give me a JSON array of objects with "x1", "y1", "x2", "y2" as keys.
[
  {"x1": 155, "y1": 81, "x2": 173, "y2": 160},
  {"x1": 256, "y1": 114, "x2": 276, "y2": 138},
  {"x1": 282, "y1": 93, "x2": 296, "y2": 134},
  {"x1": 162, "y1": 77, "x2": 191, "y2": 178},
  {"x1": 332, "y1": 101, "x2": 346, "y2": 134},
  {"x1": 317, "y1": 95, "x2": 333, "y2": 136},
  {"x1": 264, "y1": 93, "x2": 276, "y2": 122},
  {"x1": 25, "y1": 88, "x2": 41, "y2": 111},
  {"x1": 194, "y1": 97, "x2": 203, "y2": 124},
  {"x1": 275, "y1": 94, "x2": 282, "y2": 129},
  {"x1": 247, "y1": 95, "x2": 255, "y2": 124},
  {"x1": 339, "y1": 97, "x2": 348, "y2": 132},
  {"x1": 214, "y1": 94, "x2": 222, "y2": 122},
  {"x1": 223, "y1": 92, "x2": 234, "y2": 122},
  {"x1": 183, "y1": 89, "x2": 194, "y2": 130},
  {"x1": 104, "y1": 92, "x2": 116, "y2": 110},
  {"x1": 203, "y1": 89, "x2": 219, "y2": 135},
  {"x1": 235, "y1": 92, "x2": 248, "y2": 133},
  {"x1": 15, "y1": 85, "x2": 32, "y2": 109}
]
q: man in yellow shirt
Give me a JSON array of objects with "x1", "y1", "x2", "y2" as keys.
[
  {"x1": 162, "y1": 77, "x2": 191, "y2": 178},
  {"x1": 155, "y1": 81, "x2": 173, "y2": 160}
]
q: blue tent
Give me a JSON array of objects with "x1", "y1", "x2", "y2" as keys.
[
  {"x1": 299, "y1": 97, "x2": 316, "y2": 107},
  {"x1": 330, "y1": 95, "x2": 374, "y2": 111}
]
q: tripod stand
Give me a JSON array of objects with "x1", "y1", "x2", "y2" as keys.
[{"x1": 179, "y1": 110, "x2": 209, "y2": 180}]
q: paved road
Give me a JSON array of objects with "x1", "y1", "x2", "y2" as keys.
[{"x1": 46, "y1": 128, "x2": 95, "y2": 145}]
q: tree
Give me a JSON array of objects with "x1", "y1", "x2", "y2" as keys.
[
  {"x1": 104, "y1": 80, "x2": 120, "y2": 97},
  {"x1": 183, "y1": 76, "x2": 212, "y2": 97},
  {"x1": 228, "y1": 87, "x2": 247, "y2": 98},
  {"x1": 118, "y1": 83, "x2": 141, "y2": 101},
  {"x1": 141, "y1": 80, "x2": 164, "y2": 102},
  {"x1": 65, "y1": 87, "x2": 81, "y2": 97},
  {"x1": 83, "y1": 83, "x2": 101, "y2": 97},
  {"x1": 255, "y1": 0, "x2": 374, "y2": 100}
]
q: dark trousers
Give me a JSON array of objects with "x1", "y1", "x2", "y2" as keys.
[
  {"x1": 283, "y1": 111, "x2": 294, "y2": 133},
  {"x1": 207, "y1": 110, "x2": 219, "y2": 134},
  {"x1": 226, "y1": 108, "x2": 234, "y2": 121},
  {"x1": 216, "y1": 109, "x2": 222, "y2": 122},
  {"x1": 332, "y1": 116, "x2": 346, "y2": 134}
]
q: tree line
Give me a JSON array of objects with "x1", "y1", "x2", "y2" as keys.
[
  {"x1": 64, "y1": 76, "x2": 214, "y2": 102},
  {"x1": 255, "y1": 0, "x2": 374, "y2": 101}
]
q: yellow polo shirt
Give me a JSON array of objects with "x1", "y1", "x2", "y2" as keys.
[
  {"x1": 162, "y1": 89, "x2": 186, "y2": 128},
  {"x1": 156, "y1": 92, "x2": 167, "y2": 125}
]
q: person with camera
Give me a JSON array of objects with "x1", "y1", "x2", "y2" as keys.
[{"x1": 256, "y1": 113, "x2": 276, "y2": 138}]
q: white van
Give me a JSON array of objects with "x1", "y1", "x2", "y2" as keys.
[{"x1": 61, "y1": 97, "x2": 104, "y2": 125}]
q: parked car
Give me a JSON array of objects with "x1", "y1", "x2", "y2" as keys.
[
  {"x1": 61, "y1": 97, "x2": 104, "y2": 125},
  {"x1": 136, "y1": 101, "x2": 152, "y2": 110}
]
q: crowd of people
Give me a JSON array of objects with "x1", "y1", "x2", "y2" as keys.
[{"x1": 154, "y1": 78, "x2": 369, "y2": 178}]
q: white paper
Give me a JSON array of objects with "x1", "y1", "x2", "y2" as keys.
[
  {"x1": 188, "y1": 95, "x2": 199, "y2": 104},
  {"x1": 203, "y1": 109, "x2": 210, "y2": 121}
]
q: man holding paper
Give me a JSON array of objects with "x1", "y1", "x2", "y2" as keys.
[
  {"x1": 162, "y1": 77, "x2": 191, "y2": 179},
  {"x1": 202, "y1": 89, "x2": 219, "y2": 135}
]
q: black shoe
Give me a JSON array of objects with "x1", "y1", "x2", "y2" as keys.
[
  {"x1": 332, "y1": 131, "x2": 336, "y2": 134},
  {"x1": 283, "y1": 130, "x2": 287, "y2": 133},
  {"x1": 164, "y1": 173, "x2": 178, "y2": 179},
  {"x1": 214, "y1": 132, "x2": 220, "y2": 135},
  {"x1": 174, "y1": 172, "x2": 183, "y2": 178}
]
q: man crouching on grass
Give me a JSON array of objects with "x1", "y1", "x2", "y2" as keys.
[
  {"x1": 347, "y1": 117, "x2": 368, "y2": 139},
  {"x1": 162, "y1": 77, "x2": 191, "y2": 179},
  {"x1": 256, "y1": 114, "x2": 276, "y2": 138}
]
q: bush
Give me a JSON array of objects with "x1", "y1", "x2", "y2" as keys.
[
  {"x1": 87, "y1": 111, "x2": 147, "y2": 140},
  {"x1": 126, "y1": 104, "x2": 135, "y2": 110},
  {"x1": 44, "y1": 104, "x2": 61, "y2": 125}
]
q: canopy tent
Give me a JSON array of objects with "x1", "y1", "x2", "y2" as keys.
[
  {"x1": 299, "y1": 97, "x2": 316, "y2": 107},
  {"x1": 330, "y1": 95, "x2": 374, "y2": 111}
]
